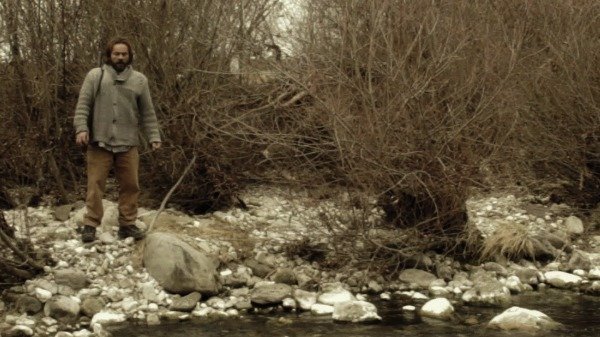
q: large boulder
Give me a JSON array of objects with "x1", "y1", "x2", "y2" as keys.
[
  {"x1": 143, "y1": 232, "x2": 219, "y2": 295},
  {"x1": 488, "y1": 307, "x2": 561, "y2": 331}
]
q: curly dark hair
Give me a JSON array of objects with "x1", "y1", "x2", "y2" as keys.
[{"x1": 104, "y1": 37, "x2": 133, "y2": 65}]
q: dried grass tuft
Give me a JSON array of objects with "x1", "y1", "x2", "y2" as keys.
[{"x1": 479, "y1": 221, "x2": 536, "y2": 261}]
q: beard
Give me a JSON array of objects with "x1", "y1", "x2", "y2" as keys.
[{"x1": 111, "y1": 61, "x2": 127, "y2": 72}]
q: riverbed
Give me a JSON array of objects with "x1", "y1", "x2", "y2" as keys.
[{"x1": 110, "y1": 289, "x2": 600, "y2": 337}]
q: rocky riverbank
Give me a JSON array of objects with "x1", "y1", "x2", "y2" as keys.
[{"x1": 0, "y1": 185, "x2": 599, "y2": 336}]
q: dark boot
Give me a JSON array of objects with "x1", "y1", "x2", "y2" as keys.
[
  {"x1": 81, "y1": 225, "x2": 97, "y2": 243},
  {"x1": 118, "y1": 225, "x2": 145, "y2": 240}
]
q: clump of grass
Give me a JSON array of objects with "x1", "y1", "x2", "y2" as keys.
[{"x1": 479, "y1": 221, "x2": 535, "y2": 261}]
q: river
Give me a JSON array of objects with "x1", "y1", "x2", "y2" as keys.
[{"x1": 109, "y1": 289, "x2": 599, "y2": 337}]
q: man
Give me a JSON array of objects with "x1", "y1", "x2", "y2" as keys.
[{"x1": 73, "y1": 37, "x2": 161, "y2": 243}]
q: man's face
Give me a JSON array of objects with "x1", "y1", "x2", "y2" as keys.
[{"x1": 110, "y1": 43, "x2": 130, "y2": 72}]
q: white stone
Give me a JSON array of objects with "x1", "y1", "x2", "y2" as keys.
[
  {"x1": 332, "y1": 300, "x2": 381, "y2": 323},
  {"x1": 35, "y1": 287, "x2": 53, "y2": 302},
  {"x1": 310, "y1": 303, "x2": 334, "y2": 315},
  {"x1": 573, "y1": 269, "x2": 586, "y2": 277},
  {"x1": 488, "y1": 306, "x2": 560, "y2": 331},
  {"x1": 544, "y1": 271, "x2": 582, "y2": 288},
  {"x1": 41, "y1": 316, "x2": 58, "y2": 326},
  {"x1": 192, "y1": 307, "x2": 215, "y2": 317},
  {"x1": 411, "y1": 292, "x2": 429, "y2": 300},
  {"x1": 294, "y1": 289, "x2": 318, "y2": 310},
  {"x1": 588, "y1": 267, "x2": 600, "y2": 280},
  {"x1": 91, "y1": 311, "x2": 127, "y2": 326},
  {"x1": 317, "y1": 287, "x2": 355, "y2": 306},
  {"x1": 55, "y1": 332, "x2": 74, "y2": 337},
  {"x1": 225, "y1": 308, "x2": 239, "y2": 316},
  {"x1": 429, "y1": 286, "x2": 450, "y2": 297},
  {"x1": 148, "y1": 303, "x2": 159, "y2": 312},
  {"x1": 121, "y1": 298, "x2": 139, "y2": 312},
  {"x1": 403, "y1": 305, "x2": 416, "y2": 311},
  {"x1": 72, "y1": 329, "x2": 93, "y2": 337},
  {"x1": 380, "y1": 292, "x2": 391, "y2": 300},
  {"x1": 420, "y1": 298, "x2": 454, "y2": 319},
  {"x1": 505, "y1": 276, "x2": 525, "y2": 293},
  {"x1": 15, "y1": 317, "x2": 36, "y2": 328},
  {"x1": 282, "y1": 298, "x2": 296, "y2": 309},
  {"x1": 564, "y1": 216, "x2": 584, "y2": 234},
  {"x1": 10, "y1": 325, "x2": 34, "y2": 336}
]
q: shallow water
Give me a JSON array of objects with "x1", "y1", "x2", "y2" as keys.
[{"x1": 110, "y1": 289, "x2": 600, "y2": 337}]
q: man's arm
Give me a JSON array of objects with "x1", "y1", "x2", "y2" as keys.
[{"x1": 73, "y1": 69, "x2": 100, "y2": 137}]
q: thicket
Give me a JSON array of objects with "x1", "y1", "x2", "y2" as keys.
[{"x1": 0, "y1": 0, "x2": 598, "y2": 274}]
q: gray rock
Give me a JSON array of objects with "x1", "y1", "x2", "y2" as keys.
[
  {"x1": 483, "y1": 262, "x2": 508, "y2": 277},
  {"x1": 583, "y1": 281, "x2": 600, "y2": 295},
  {"x1": 6, "y1": 325, "x2": 34, "y2": 337},
  {"x1": 16, "y1": 295, "x2": 42, "y2": 315},
  {"x1": 568, "y1": 250, "x2": 600, "y2": 271},
  {"x1": 143, "y1": 232, "x2": 219, "y2": 295},
  {"x1": 565, "y1": 216, "x2": 584, "y2": 235},
  {"x1": 81, "y1": 297, "x2": 105, "y2": 317},
  {"x1": 170, "y1": 292, "x2": 201, "y2": 312},
  {"x1": 98, "y1": 232, "x2": 116, "y2": 244},
  {"x1": 244, "y1": 259, "x2": 273, "y2": 278},
  {"x1": 54, "y1": 269, "x2": 88, "y2": 290},
  {"x1": 332, "y1": 301, "x2": 381, "y2": 323},
  {"x1": 367, "y1": 280, "x2": 383, "y2": 293},
  {"x1": 54, "y1": 204, "x2": 73, "y2": 221},
  {"x1": 271, "y1": 268, "x2": 297, "y2": 285},
  {"x1": 44, "y1": 295, "x2": 80, "y2": 322},
  {"x1": 462, "y1": 277, "x2": 511, "y2": 307},
  {"x1": 513, "y1": 268, "x2": 539, "y2": 285},
  {"x1": 30, "y1": 279, "x2": 58, "y2": 294},
  {"x1": 250, "y1": 283, "x2": 292, "y2": 305},
  {"x1": 220, "y1": 271, "x2": 251, "y2": 288},
  {"x1": 293, "y1": 289, "x2": 318, "y2": 310},
  {"x1": 234, "y1": 298, "x2": 253, "y2": 310},
  {"x1": 398, "y1": 269, "x2": 437, "y2": 289},
  {"x1": 544, "y1": 271, "x2": 582, "y2": 289},
  {"x1": 488, "y1": 306, "x2": 561, "y2": 331},
  {"x1": 435, "y1": 263, "x2": 454, "y2": 281}
]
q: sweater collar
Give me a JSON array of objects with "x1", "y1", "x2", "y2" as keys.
[{"x1": 103, "y1": 64, "x2": 133, "y2": 82}]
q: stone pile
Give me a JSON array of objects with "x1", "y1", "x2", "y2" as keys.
[{"x1": 0, "y1": 185, "x2": 598, "y2": 335}]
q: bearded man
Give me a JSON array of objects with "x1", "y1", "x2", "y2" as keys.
[{"x1": 73, "y1": 37, "x2": 161, "y2": 243}]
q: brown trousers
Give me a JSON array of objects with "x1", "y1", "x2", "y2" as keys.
[{"x1": 83, "y1": 145, "x2": 140, "y2": 227}]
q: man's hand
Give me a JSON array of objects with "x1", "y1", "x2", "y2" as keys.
[
  {"x1": 151, "y1": 142, "x2": 161, "y2": 150},
  {"x1": 76, "y1": 131, "x2": 89, "y2": 146}
]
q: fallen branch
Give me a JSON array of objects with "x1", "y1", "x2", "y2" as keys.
[
  {"x1": 146, "y1": 154, "x2": 197, "y2": 233},
  {"x1": 0, "y1": 211, "x2": 44, "y2": 271}
]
